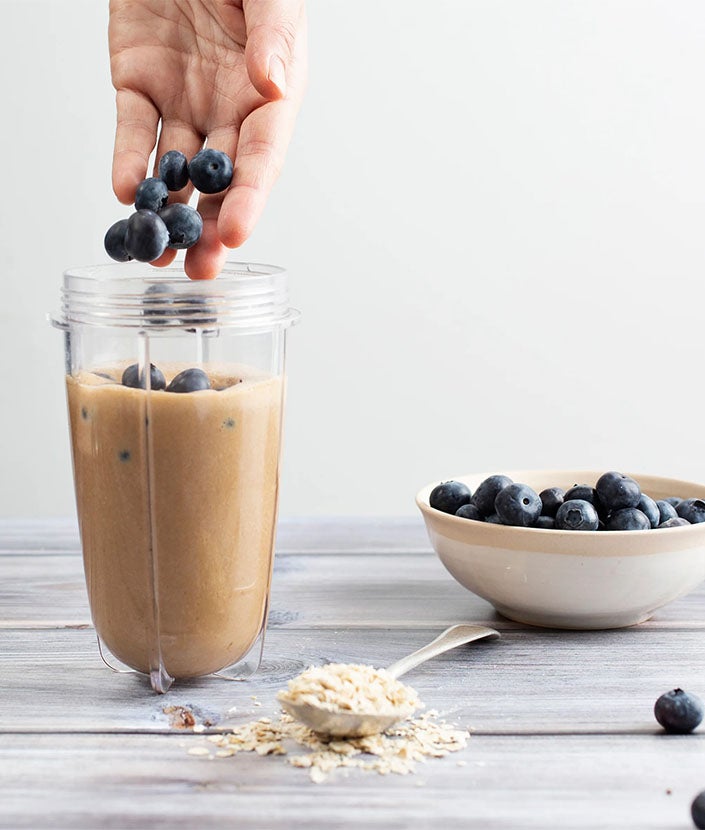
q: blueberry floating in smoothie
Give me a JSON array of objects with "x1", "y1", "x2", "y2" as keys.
[
  {"x1": 159, "y1": 204, "x2": 203, "y2": 250},
  {"x1": 121, "y1": 362, "x2": 167, "y2": 391},
  {"x1": 166, "y1": 368, "x2": 211, "y2": 393},
  {"x1": 158, "y1": 150, "x2": 189, "y2": 191},
  {"x1": 654, "y1": 688, "x2": 703, "y2": 733},
  {"x1": 125, "y1": 210, "x2": 170, "y2": 262},
  {"x1": 104, "y1": 219, "x2": 132, "y2": 263},
  {"x1": 188, "y1": 149, "x2": 234, "y2": 194},
  {"x1": 134, "y1": 177, "x2": 169, "y2": 213}
]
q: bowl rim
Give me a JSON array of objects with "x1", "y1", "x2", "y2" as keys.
[{"x1": 416, "y1": 469, "x2": 705, "y2": 538}]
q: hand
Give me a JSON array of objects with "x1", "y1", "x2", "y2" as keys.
[{"x1": 109, "y1": 0, "x2": 307, "y2": 279}]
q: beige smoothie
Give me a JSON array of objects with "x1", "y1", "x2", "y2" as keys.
[{"x1": 67, "y1": 363, "x2": 282, "y2": 678}]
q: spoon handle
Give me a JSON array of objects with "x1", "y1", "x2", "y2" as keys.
[{"x1": 385, "y1": 624, "x2": 500, "y2": 680}]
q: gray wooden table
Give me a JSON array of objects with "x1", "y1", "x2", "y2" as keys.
[{"x1": 2, "y1": 518, "x2": 705, "y2": 829}]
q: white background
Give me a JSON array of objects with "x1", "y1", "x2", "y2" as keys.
[{"x1": 2, "y1": 0, "x2": 705, "y2": 519}]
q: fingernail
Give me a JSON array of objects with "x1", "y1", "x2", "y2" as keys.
[{"x1": 268, "y1": 55, "x2": 287, "y2": 98}]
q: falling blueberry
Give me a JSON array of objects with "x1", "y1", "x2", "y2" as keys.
[
  {"x1": 166, "y1": 367, "x2": 211, "y2": 393},
  {"x1": 134, "y1": 177, "x2": 169, "y2": 212},
  {"x1": 455, "y1": 503, "x2": 483, "y2": 522},
  {"x1": 188, "y1": 149, "x2": 234, "y2": 194},
  {"x1": 595, "y1": 471, "x2": 641, "y2": 512},
  {"x1": 429, "y1": 481, "x2": 472, "y2": 515},
  {"x1": 159, "y1": 203, "x2": 203, "y2": 249},
  {"x1": 606, "y1": 508, "x2": 651, "y2": 531},
  {"x1": 677, "y1": 499, "x2": 705, "y2": 524},
  {"x1": 539, "y1": 487, "x2": 565, "y2": 518},
  {"x1": 125, "y1": 210, "x2": 170, "y2": 262},
  {"x1": 654, "y1": 688, "x2": 704, "y2": 733},
  {"x1": 104, "y1": 218, "x2": 132, "y2": 262},
  {"x1": 121, "y1": 362, "x2": 167, "y2": 391},
  {"x1": 472, "y1": 475, "x2": 513, "y2": 517},
  {"x1": 494, "y1": 483, "x2": 542, "y2": 527},
  {"x1": 158, "y1": 150, "x2": 189, "y2": 191}
]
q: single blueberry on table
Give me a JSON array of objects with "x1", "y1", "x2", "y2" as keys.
[
  {"x1": 455, "y1": 503, "x2": 483, "y2": 522},
  {"x1": 429, "y1": 481, "x2": 472, "y2": 515},
  {"x1": 158, "y1": 150, "x2": 189, "y2": 191},
  {"x1": 606, "y1": 508, "x2": 651, "y2": 531},
  {"x1": 654, "y1": 688, "x2": 704, "y2": 733},
  {"x1": 124, "y1": 210, "x2": 170, "y2": 262},
  {"x1": 656, "y1": 500, "x2": 679, "y2": 524},
  {"x1": 104, "y1": 219, "x2": 132, "y2": 262},
  {"x1": 677, "y1": 499, "x2": 705, "y2": 524},
  {"x1": 539, "y1": 487, "x2": 564, "y2": 518},
  {"x1": 555, "y1": 499, "x2": 599, "y2": 531},
  {"x1": 472, "y1": 475, "x2": 513, "y2": 516},
  {"x1": 494, "y1": 483, "x2": 542, "y2": 527},
  {"x1": 692, "y1": 791, "x2": 705, "y2": 830},
  {"x1": 121, "y1": 362, "x2": 167, "y2": 391},
  {"x1": 188, "y1": 149, "x2": 234, "y2": 194},
  {"x1": 595, "y1": 471, "x2": 641, "y2": 512},
  {"x1": 166, "y1": 367, "x2": 211, "y2": 393},
  {"x1": 637, "y1": 493, "x2": 661, "y2": 528},
  {"x1": 159, "y1": 203, "x2": 203, "y2": 249},
  {"x1": 534, "y1": 515, "x2": 555, "y2": 529},
  {"x1": 134, "y1": 177, "x2": 169, "y2": 212},
  {"x1": 658, "y1": 517, "x2": 690, "y2": 529}
]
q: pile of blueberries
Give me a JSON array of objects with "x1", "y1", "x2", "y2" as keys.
[
  {"x1": 122, "y1": 363, "x2": 210, "y2": 394},
  {"x1": 429, "y1": 471, "x2": 705, "y2": 530},
  {"x1": 104, "y1": 149, "x2": 234, "y2": 263}
]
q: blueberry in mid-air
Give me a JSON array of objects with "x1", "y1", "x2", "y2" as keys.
[
  {"x1": 429, "y1": 481, "x2": 473, "y2": 515},
  {"x1": 134, "y1": 177, "x2": 169, "y2": 212},
  {"x1": 555, "y1": 499, "x2": 599, "y2": 531},
  {"x1": 159, "y1": 203, "x2": 203, "y2": 249},
  {"x1": 656, "y1": 500, "x2": 678, "y2": 524},
  {"x1": 654, "y1": 688, "x2": 704, "y2": 733},
  {"x1": 166, "y1": 367, "x2": 211, "y2": 393},
  {"x1": 677, "y1": 498, "x2": 705, "y2": 524},
  {"x1": 595, "y1": 471, "x2": 641, "y2": 512},
  {"x1": 188, "y1": 149, "x2": 234, "y2": 194},
  {"x1": 158, "y1": 150, "x2": 189, "y2": 191},
  {"x1": 104, "y1": 219, "x2": 132, "y2": 262},
  {"x1": 658, "y1": 517, "x2": 690, "y2": 528},
  {"x1": 494, "y1": 483, "x2": 542, "y2": 527},
  {"x1": 606, "y1": 508, "x2": 651, "y2": 531},
  {"x1": 124, "y1": 210, "x2": 170, "y2": 262},
  {"x1": 539, "y1": 487, "x2": 564, "y2": 518},
  {"x1": 637, "y1": 493, "x2": 661, "y2": 528},
  {"x1": 692, "y1": 791, "x2": 705, "y2": 830},
  {"x1": 472, "y1": 475, "x2": 513, "y2": 516},
  {"x1": 455, "y1": 503, "x2": 483, "y2": 522},
  {"x1": 534, "y1": 515, "x2": 555, "y2": 529},
  {"x1": 121, "y1": 362, "x2": 166, "y2": 391}
]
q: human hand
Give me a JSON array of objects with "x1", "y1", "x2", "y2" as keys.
[{"x1": 109, "y1": 0, "x2": 307, "y2": 279}]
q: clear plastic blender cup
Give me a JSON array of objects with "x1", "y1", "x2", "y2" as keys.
[{"x1": 51, "y1": 263, "x2": 299, "y2": 693}]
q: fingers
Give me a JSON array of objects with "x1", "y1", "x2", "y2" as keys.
[
  {"x1": 243, "y1": 0, "x2": 302, "y2": 99},
  {"x1": 112, "y1": 89, "x2": 159, "y2": 205},
  {"x1": 217, "y1": 99, "x2": 297, "y2": 249}
]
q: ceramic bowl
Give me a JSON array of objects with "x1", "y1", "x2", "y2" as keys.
[{"x1": 416, "y1": 470, "x2": 705, "y2": 630}]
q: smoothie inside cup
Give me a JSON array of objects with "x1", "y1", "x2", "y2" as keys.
[{"x1": 52, "y1": 263, "x2": 298, "y2": 693}]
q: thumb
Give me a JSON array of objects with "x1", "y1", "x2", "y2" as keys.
[{"x1": 243, "y1": 0, "x2": 301, "y2": 100}]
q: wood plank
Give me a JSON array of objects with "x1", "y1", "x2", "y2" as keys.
[
  {"x1": 0, "y1": 732, "x2": 701, "y2": 829},
  {"x1": 2, "y1": 626, "x2": 704, "y2": 734}
]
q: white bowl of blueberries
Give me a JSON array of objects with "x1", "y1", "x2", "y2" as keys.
[{"x1": 416, "y1": 470, "x2": 705, "y2": 630}]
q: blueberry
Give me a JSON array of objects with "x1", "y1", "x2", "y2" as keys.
[
  {"x1": 658, "y1": 517, "x2": 691, "y2": 529},
  {"x1": 638, "y1": 494, "x2": 661, "y2": 529},
  {"x1": 121, "y1": 362, "x2": 166, "y2": 391},
  {"x1": 607, "y1": 508, "x2": 651, "y2": 531},
  {"x1": 677, "y1": 498, "x2": 705, "y2": 524},
  {"x1": 159, "y1": 203, "x2": 203, "y2": 249},
  {"x1": 494, "y1": 483, "x2": 542, "y2": 527},
  {"x1": 175, "y1": 294, "x2": 218, "y2": 328},
  {"x1": 692, "y1": 791, "x2": 705, "y2": 829},
  {"x1": 654, "y1": 688, "x2": 704, "y2": 733},
  {"x1": 534, "y1": 515, "x2": 555, "y2": 529},
  {"x1": 188, "y1": 149, "x2": 234, "y2": 194},
  {"x1": 455, "y1": 503, "x2": 483, "y2": 522},
  {"x1": 134, "y1": 177, "x2": 169, "y2": 212},
  {"x1": 166, "y1": 368, "x2": 211, "y2": 393},
  {"x1": 485, "y1": 513, "x2": 503, "y2": 524},
  {"x1": 595, "y1": 471, "x2": 641, "y2": 512},
  {"x1": 472, "y1": 475, "x2": 513, "y2": 516},
  {"x1": 539, "y1": 487, "x2": 564, "y2": 518},
  {"x1": 158, "y1": 150, "x2": 189, "y2": 191},
  {"x1": 429, "y1": 481, "x2": 472, "y2": 515},
  {"x1": 104, "y1": 218, "x2": 132, "y2": 263},
  {"x1": 664, "y1": 497, "x2": 682, "y2": 508},
  {"x1": 142, "y1": 283, "x2": 173, "y2": 324},
  {"x1": 555, "y1": 499, "x2": 599, "y2": 531},
  {"x1": 124, "y1": 210, "x2": 169, "y2": 262},
  {"x1": 656, "y1": 500, "x2": 679, "y2": 524}
]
